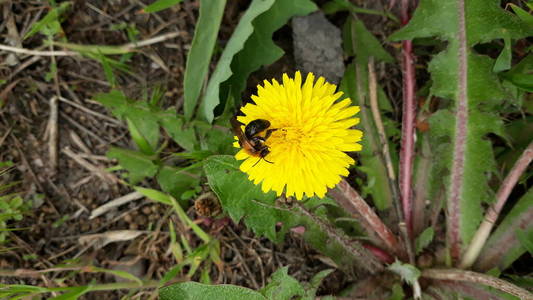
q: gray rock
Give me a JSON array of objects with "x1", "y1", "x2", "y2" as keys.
[{"x1": 292, "y1": 12, "x2": 345, "y2": 84}]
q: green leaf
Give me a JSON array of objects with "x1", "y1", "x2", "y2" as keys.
[
  {"x1": 305, "y1": 269, "x2": 334, "y2": 299},
  {"x1": 99, "y1": 52, "x2": 118, "y2": 86},
  {"x1": 506, "y1": 274, "x2": 533, "y2": 290},
  {"x1": 199, "y1": 124, "x2": 234, "y2": 155},
  {"x1": 527, "y1": 2, "x2": 533, "y2": 11},
  {"x1": 143, "y1": 0, "x2": 183, "y2": 13},
  {"x1": 0, "y1": 161, "x2": 13, "y2": 168},
  {"x1": 174, "y1": 150, "x2": 213, "y2": 162},
  {"x1": 339, "y1": 16, "x2": 396, "y2": 210},
  {"x1": 90, "y1": 266, "x2": 142, "y2": 285},
  {"x1": 107, "y1": 147, "x2": 159, "y2": 184},
  {"x1": 204, "y1": 156, "x2": 368, "y2": 273},
  {"x1": 159, "y1": 282, "x2": 266, "y2": 300},
  {"x1": 388, "y1": 260, "x2": 421, "y2": 286},
  {"x1": 493, "y1": 33, "x2": 512, "y2": 72},
  {"x1": 160, "y1": 263, "x2": 186, "y2": 285},
  {"x1": 159, "y1": 112, "x2": 197, "y2": 151},
  {"x1": 516, "y1": 228, "x2": 533, "y2": 255},
  {"x1": 126, "y1": 117, "x2": 156, "y2": 155},
  {"x1": 412, "y1": 133, "x2": 435, "y2": 235},
  {"x1": 0, "y1": 284, "x2": 50, "y2": 294},
  {"x1": 24, "y1": 2, "x2": 70, "y2": 39},
  {"x1": 415, "y1": 227, "x2": 434, "y2": 255},
  {"x1": 389, "y1": 1, "x2": 529, "y2": 43},
  {"x1": 388, "y1": 284, "x2": 405, "y2": 300},
  {"x1": 93, "y1": 90, "x2": 129, "y2": 114},
  {"x1": 203, "y1": 155, "x2": 282, "y2": 241},
  {"x1": 157, "y1": 166, "x2": 200, "y2": 201},
  {"x1": 185, "y1": 242, "x2": 211, "y2": 277},
  {"x1": 199, "y1": 263, "x2": 212, "y2": 284},
  {"x1": 134, "y1": 186, "x2": 172, "y2": 205},
  {"x1": 125, "y1": 112, "x2": 160, "y2": 155},
  {"x1": 475, "y1": 188, "x2": 533, "y2": 271},
  {"x1": 135, "y1": 187, "x2": 210, "y2": 243},
  {"x1": 390, "y1": 0, "x2": 530, "y2": 260},
  {"x1": 199, "y1": 0, "x2": 276, "y2": 122},
  {"x1": 0, "y1": 182, "x2": 19, "y2": 194},
  {"x1": 183, "y1": 0, "x2": 226, "y2": 120},
  {"x1": 343, "y1": 18, "x2": 394, "y2": 64},
  {"x1": 501, "y1": 54, "x2": 533, "y2": 92},
  {"x1": 508, "y1": 4, "x2": 533, "y2": 27},
  {"x1": 339, "y1": 62, "x2": 394, "y2": 210},
  {"x1": 322, "y1": 0, "x2": 398, "y2": 22},
  {"x1": 260, "y1": 267, "x2": 305, "y2": 300},
  {"x1": 497, "y1": 117, "x2": 533, "y2": 174},
  {"x1": 94, "y1": 90, "x2": 160, "y2": 153},
  {"x1": 45, "y1": 61, "x2": 57, "y2": 82},
  {"x1": 160, "y1": 268, "x2": 323, "y2": 300},
  {"x1": 49, "y1": 285, "x2": 90, "y2": 300},
  {"x1": 224, "y1": 0, "x2": 317, "y2": 103}
]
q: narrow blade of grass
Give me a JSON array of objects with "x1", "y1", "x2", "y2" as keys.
[{"x1": 142, "y1": 0, "x2": 183, "y2": 13}]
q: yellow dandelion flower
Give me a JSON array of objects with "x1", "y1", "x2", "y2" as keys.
[{"x1": 233, "y1": 71, "x2": 362, "y2": 200}]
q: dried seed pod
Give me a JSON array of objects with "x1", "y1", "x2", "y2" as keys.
[{"x1": 194, "y1": 192, "x2": 221, "y2": 217}]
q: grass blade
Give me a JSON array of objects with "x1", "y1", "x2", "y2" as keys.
[
  {"x1": 183, "y1": 0, "x2": 226, "y2": 120},
  {"x1": 142, "y1": 0, "x2": 183, "y2": 13},
  {"x1": 199, "y1": 0, "x2": 275, "y2": 122}
]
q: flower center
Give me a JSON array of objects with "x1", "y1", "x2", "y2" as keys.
[{"x1": 267, "y1": 126, "x2": 307, "y2": 148}]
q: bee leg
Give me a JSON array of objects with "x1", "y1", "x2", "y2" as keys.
[
  {"x1": 251, "y1": 157, "x2": 274, "y2": 167},
  {"x1": 263, "y1": 157, "x2": 274, "y2": 164},
  {"x1": 252, "y1": 157, "x2": 262, "y2": 167},
  {"x1": 264, "y1": 128, "x2": 278, "y2": 140}
]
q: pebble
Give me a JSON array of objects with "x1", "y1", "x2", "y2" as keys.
[
  {"x1": 123, "y1": 214, "x2": 132, "y2": 223},
  {"x1": 142, "y1": 206, "x2": 151, "y2": 215}
]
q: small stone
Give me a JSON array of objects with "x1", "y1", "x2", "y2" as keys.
[
  {"x1": 33, "y1": 158, "x2": 43, "y2": 167},
  {"x1": 5, "y1": 53, "x2": 19, "y2": 66},
  {"x1": 141, "y1": 206, "x2": 151, "y2": 215},
  {"x1": 123, "y1": 214, "x2": 132, "y2": 223}
]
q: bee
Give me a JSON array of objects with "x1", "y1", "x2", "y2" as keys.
[{"x1": 231, "y1": 116, "x2": 277, "y2": 166}]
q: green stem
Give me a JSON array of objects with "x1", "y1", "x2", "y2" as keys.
[{"x1": 169, "y1": 196, "x2": 211, "y2": 243}]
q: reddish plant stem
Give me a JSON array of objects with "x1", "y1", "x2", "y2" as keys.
[
  {"x1": 399, "y1": 39, "x2": 415, "y2": 235},
  {"x1": 492, "y1": 141, "x2": 533, "y2": 216},
  {"x1": 448, "y1": 0, "x2": 469, "y2": 263},
  {"x1": 331, "y1": 180, "x2": 401, "y2": 256},
  {"x1": 399, "y1": 0, "x2": 416, "y2": 237},
  {"x1": 362, "y1": 243, "x2": 395, "y2": 264},
  {"x1": 460, "y1": 141, "x2": 533, "y2": 269},
  {"x1": 436, "y1": 281, "x2": 508, "y2": 300},
  {"x1": 367, "y1": 60, "x2": 414, "y2": 264},
  {"x1": 475, "y1": 210, "x2": 533, "y2": 271},
  {"x1": 422, "y1": 269, "x2": 533, "y2": 299}
]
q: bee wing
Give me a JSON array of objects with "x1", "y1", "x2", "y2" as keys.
[{"x1": 230, "y1": 116, "x2": 255, "y2": 150}]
